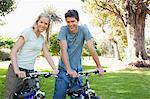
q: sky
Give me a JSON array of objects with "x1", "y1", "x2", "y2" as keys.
[
  {"x1": 0, "y1": 0, "x2": 99, "y2": 38},
  {"x1": 0, "y1": 0, "x2": 149, "y2": 39}
]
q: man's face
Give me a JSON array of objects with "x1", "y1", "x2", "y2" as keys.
[{"x1": 66, "y1": 17, "x2": 78, "y2": 33}]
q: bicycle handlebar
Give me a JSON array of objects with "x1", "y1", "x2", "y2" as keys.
[
  {"x1": 66, "y1": 69, "x2": 106, "y2": 77},
  {"x1": 28, "y1": 72, "x2": 53, "y2": 77},
  {"x1": 78, "y1": 69, "x2": 106, "y2": 75},
  {"x1": 23, "y1": 71, "x2": 56, "y2": 80}
]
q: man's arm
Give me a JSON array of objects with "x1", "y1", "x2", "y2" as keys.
[
  {"x1": 86, "y1": 39, "x2": 102, "y2": 68},
  {"x1": 59, "y1": 40, "x2": 78, "y2": 77}
]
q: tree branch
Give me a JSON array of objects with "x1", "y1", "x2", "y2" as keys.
[
  {"x1": 96, "y1": 0, "x2": 126, "y2": 26},
  {"x1": 113, "y1": 4, "x2": 126, "y2": 26},
  {"x1": 94, "y1": 0, "x2": 117, "y2": 15},
  {"x1": 145, "y1": 8, "x2": 150, "y2": 14},
  {"x1": 123, "y1": 0, "x2": 130, "y2": 9}
]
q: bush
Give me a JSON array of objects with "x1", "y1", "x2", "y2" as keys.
[
  {"x1": 0, "y1": 37, "x2": 15, "y2": 49},
  {"x1": 0, "y1": 48, "x2": 11, "y2": 61},
  {"x1": 49, "y1": 33, "x2": 60, "y2": 56}
]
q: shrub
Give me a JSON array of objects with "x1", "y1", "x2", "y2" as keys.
[
  {"x1": 0, "y1": 37, "x2": 15, "y2": 49},
  {"x1": 0, "y1": 48, "x2": 11, "y2": 61}
]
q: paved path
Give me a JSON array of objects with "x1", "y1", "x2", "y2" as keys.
[{"x1": 0, "y1": 56, "x2": 127, "y2": 72}]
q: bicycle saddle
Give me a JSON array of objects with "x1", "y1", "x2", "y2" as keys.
[{"x1": 67, "y1": 85, "x2": 84, "y2": 97}]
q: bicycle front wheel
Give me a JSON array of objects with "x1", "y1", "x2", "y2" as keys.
[
  {"x1": 91, "y1": 96, "x2": 100, "y2": 99},
  {"x1": 84, "y1": 95, "x2": 100, "y2": 99},
  {"x1": 34, "y1": 94, "x2": 45, "y2": 99}
]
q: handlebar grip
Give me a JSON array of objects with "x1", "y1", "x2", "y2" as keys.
[
  {"x1": 16, "y1": 74, "x2": 18, "y2": 77},
  {"x1": 93, "y1": 70, "x2": 99, "y2": 74},
  {"x1": 44, "y1": 72, "x2": 52, "y2": 78},
  {"x1": 93, "y1": 69, "x2": 106, "y2": 74}
]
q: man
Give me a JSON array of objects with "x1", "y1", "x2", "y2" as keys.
[{"x1": 53, "y1": 9, "x2": 104, "y2": 99}]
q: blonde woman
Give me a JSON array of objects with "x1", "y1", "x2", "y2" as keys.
[{"x1": 4, "y1": 13, "x2": 59, "y2": 99}]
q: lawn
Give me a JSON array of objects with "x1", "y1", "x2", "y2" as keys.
[{"x1": 0, "y1": 66, "x2": 150, "y2": 99}]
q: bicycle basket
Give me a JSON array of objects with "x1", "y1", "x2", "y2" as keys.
[{"x1": 14, "y1": 79, "x2": 36, "y2": 99}]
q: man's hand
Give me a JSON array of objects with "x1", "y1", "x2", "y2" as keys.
[
  {"x1": 96, "y1": 68, "x2": 105, "y2": 75},
  {"x1": 67, "y1": 69, "x2": 78, "y2": 78}
]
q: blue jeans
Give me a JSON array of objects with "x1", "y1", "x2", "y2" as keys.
[{"x1": 53, "y1": 69, "x2": 83, "y2": 99}]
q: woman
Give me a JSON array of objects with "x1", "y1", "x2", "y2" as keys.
[{"x1": 4, "y1": 13, "x2": 59, "y2": 99}]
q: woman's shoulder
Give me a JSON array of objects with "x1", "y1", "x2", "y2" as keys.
[
  {"x1": 20, "y1": 27, "x2": 33, "y2": 40},
  {"x1": 22, "y1": 27, "x2": 33, "y2": 33},
  {"x1": 40, "y1": 34, "x2": 45, "y2": 40}
]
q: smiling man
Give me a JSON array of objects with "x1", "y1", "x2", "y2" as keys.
[{"x1": 53, "y1": 9, "x2": 104, "y2": 99}]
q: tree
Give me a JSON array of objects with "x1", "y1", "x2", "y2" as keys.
[
  {"x1": 106, "y1": 33, "x2": 121, "y2": 60},
  {"x1": 83, "y1": 1, "x2": 127, "y2": 60},
  {"x1": 43, "y1": 6, "x2": 62, "y2": 44},
  {"x1": 49, "y1": 33, "x2": 60, "y2": 56},
  {"x1": 0, "y1": 0, "x2": 16, "y2": 25},
  {"x1": 82, "y1": 0, "x2": 150, "y2": 67}
]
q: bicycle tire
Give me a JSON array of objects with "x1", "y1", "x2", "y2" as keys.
[
  {"x1": 84, "y1": 95, "x2": 100, "y2": 99},
  {"x1": 91, "y1": 96, "x2": 100, "y2": 99},
  {"x1": 34, "y1": 94, "x2": 45, "y2": 99}
]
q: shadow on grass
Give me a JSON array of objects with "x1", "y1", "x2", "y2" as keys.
[
  {"x1": 0, "y1": 68, "x2": 150, "y2": 99},
  {"x1": 95, "y1": 68, "x2": 150, "y2": 99}
]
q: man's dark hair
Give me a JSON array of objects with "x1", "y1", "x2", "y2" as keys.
[{"x1": 65, "y1": 9, "x2": 79, "y2": 21}]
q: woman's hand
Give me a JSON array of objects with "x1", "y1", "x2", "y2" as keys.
[
  {"x1": 52, "y1": 69, "x2": 59, "y2": 75},
  {"x1": 15, "y1": 70, "x2": 26, "y2": 78}
]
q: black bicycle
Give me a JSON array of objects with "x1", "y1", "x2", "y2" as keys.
[
  {"x1": 14, "y1": 71, "x2": 56, "y2": 99},
  {"x1": 67, "y1": 69, "x2": 106, "y2": 99}
]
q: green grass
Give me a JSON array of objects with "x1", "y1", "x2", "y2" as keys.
[
  {"x1": 0, "y1": 66, "x2": 150, "y2": 99},
  {"x1": 0, "y1": 69, "x2": 7, "y2": 99}
]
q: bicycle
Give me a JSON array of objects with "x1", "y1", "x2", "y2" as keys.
[
  {"x1": 14, "y1": 71, "x2": 56, "y2": 99},
  {"x1": 67, "y1": 69, "x2": 106, "y2": 99}
]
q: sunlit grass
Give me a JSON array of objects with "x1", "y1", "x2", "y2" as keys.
[{"x1": 0, "y1": 67, "x2": 150, "y2": 99}]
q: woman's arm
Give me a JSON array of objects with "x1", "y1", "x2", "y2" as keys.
[
  {"x1": 42, "y1": 42, "x2": 59, "y2": 74},
  {"x1": 10, "y1": 36, "x2": 26, "y2": 78}
]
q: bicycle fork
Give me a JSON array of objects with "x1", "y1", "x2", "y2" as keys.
[{"x1": 34, "y1": 78, "x2": 45, "y2": 99}]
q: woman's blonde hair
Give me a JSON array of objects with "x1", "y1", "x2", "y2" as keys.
[{"x1": 33, "y1": 13, "x2": 51, "y2": 44}]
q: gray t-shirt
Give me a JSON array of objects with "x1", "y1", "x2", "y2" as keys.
[
  {"x1": 57, "y1": 25, "x2": 92, "y2": 72},
  {"x1": 17, "y1": 27, "x2": 44, "y2": 70}
]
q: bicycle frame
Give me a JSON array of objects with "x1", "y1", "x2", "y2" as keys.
[
  {"x1": 67, "y1": 69, "x2": 105, "y2": 99},
  {"x1": 14, "y1": 71, "x2": 56, "y2": 99}
]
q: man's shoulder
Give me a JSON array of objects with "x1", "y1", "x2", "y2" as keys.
[
  {"x1": 59, "y1": 26, "x2": 69, "y2": 34},
  {"x1": 77, "y1": 25, "x2": 88, "y2": 34},
  {"x1": 60, "y1": 26, "x2": 68, "y2": 30},
  {"x1": 78, "y1": 25, "x2": 88, "y2": 31}
]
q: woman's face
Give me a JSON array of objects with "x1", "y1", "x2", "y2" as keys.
[
  {"x1": 37, "y1": 16, "x2": 49, "y2": 33},
  {"x1": 66, "y1": 17, "x2": 78, "y2": 33}
]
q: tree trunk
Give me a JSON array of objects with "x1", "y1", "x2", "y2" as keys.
[
  {"x1": 111, "y1": 40, "x2": 121, "y2": 60},
  {"x1": 47, "y1": 21, "x2": 53, "y2": 48},
  {"x1": 125, "y1": 5, "x2": 150, "y2": 67}
]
